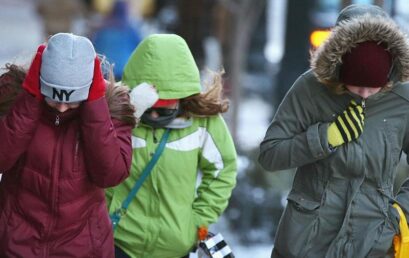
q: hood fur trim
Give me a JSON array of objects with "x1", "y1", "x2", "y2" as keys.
[
  {"x1": 105, "y1": 80, "x2": 136, "y2": 127},
  {"x1": 311, "y1": 14, "x2": 409, "y2": 86}
]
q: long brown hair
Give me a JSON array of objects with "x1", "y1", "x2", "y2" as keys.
[
  {"x1": 181, "y1": 70, "x2": 229, "y2": 117},
  {"x1": 105, "y1": 72, "x2": 136, "y2": 127},
  {"x1": 0, "y1": 64, "x2": 24, "y2": 117}
]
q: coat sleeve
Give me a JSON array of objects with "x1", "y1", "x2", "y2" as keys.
[
  {"x1": 0, "y1": 92, "x2": 42, "y2": 172},
  {"x1": 396, "y1": 179, "x2": 409, "y2": 216},
  {"x1": 80, "y1": 97, "x2": 132, "y2": 188},
  {"x1": 258, "y1": 73, "x2": 334, "y2": 172},
  {"x1": 395, "y1": 115, "x2": 409, "y2": 216},
  {"x1": 192, "y1": 115, "x2": 237, "y2": 227}
]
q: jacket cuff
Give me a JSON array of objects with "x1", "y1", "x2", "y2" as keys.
[
  {"x1": 306, "y1": 122, "x2": 334, "y2": 159},
  {"x1": 192, "y1": 210, "x2": 207, "y2": 228}
]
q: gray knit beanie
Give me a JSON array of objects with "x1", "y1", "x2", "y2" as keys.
[{"x1": 40, "y1": 33, "x2": 96, "y2": 103}]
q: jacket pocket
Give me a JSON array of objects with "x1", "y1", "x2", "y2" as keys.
[
  {"x1": 0, "y1": 202, "x2": 28, "y2": 252},
  {"x1": 183, "y1": 212, "x2": 199, "y2": 253},
  {"x1": 165, "y1": 211, "x2": 197, "y2": 256},
  {"x1": 365, "y1": 220, "x2": 395, "y2": 258},
  {"x1": 273, "y1": 191, "x2": 320, "y2": 258},
  {"x1": 387, "y1": 204, "x2": 400, "y2": 235},
  {"x1": 72, "y1": 134, "x2": 81, "y2": 173},
  {"x1": 385, "y1": 124, "x2": 401, "y2": 168},
  {"x1": 88, "y1": 207, "x2": 114, "y2": 253},
  {"x1": 287, "y1": 191, "x2": 320, "y2": 216},
  {"x1": 0, "y1": 198, "x2": 9, "y2": 240}
]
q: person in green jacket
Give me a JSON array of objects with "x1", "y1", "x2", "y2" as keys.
[
  {"x1": 259, "y1": 4, "x2": 409, "y2": 258},
  {"x1": 106, "y1": 34, "x2": 237, "y2": 258}
]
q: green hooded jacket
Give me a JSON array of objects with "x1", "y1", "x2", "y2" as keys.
[
  {"x1": 106, "y1": 34, "x2": 237, "y2": 258},
  {"x1": 259, "y1": 5, "x2": 409, "y2": 258}
]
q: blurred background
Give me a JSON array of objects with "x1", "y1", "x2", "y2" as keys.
[{"x1": 1, "y1": 0, "x2": 409, "y2": 257}]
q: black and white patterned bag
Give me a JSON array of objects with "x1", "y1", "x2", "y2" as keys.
[{"x1": 197, "y1": 232, "x2": 234, "y2": 258}]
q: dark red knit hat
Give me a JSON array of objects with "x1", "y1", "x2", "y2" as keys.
[{"x1": 340, "y1": 41, "x2": 392, "y2": 87}]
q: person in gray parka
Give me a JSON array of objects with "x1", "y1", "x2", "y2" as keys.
[{"x1": 259, "y1": 4, "x2": 409, "y2": 258}]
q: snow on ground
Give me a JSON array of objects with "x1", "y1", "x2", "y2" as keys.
[{"x1": 230, "y1": 245, "x2": 272, "y2": 258}]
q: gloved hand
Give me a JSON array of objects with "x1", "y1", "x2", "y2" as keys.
[
  {"x1": 22, "y1": 44, "x2": 46, "y2": 100},
  {"x1": 327, "y1": 99, "x2": 364, "y2": 147},
  {"x1": 87, "y1": 57, "x2": 106, "y2": 101},
  {"x1": 129, "y1": 83, "x2": 159, "y2": 119}
]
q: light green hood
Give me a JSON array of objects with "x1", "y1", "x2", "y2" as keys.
[{"x1": 122, "y1": 34, "x2": 201, "y2": 99}]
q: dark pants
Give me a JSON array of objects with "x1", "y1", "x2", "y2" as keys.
[
  {"x1": 115, "y1": 246, "x2": 130, "y2": 258},
  {"x1": 115, "y1": 246, "x2": 190, "y2": 258}
]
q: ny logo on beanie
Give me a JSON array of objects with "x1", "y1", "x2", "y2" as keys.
[{"x1": 52, "y1": 88, "x2": 75, "y2": 102}]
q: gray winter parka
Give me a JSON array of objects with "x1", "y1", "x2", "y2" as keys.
[{"x1": 259, "y1": 5, "x2": 409, "y2": 258}]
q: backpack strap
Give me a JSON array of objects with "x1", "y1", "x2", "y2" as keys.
[{"x1": 110, "y1": 128, "x2": 171, "y2": 230}]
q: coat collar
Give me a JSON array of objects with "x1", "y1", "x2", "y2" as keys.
[{"x1": 41, "y1": 102, "x2": 80, "y2": 126}]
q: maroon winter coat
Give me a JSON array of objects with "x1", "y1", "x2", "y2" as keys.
[{"x1": 0, "y1": 91, "x2": 132, "y2": 257}]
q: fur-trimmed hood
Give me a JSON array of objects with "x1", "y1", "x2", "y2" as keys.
[
  {"x1": 311, "y1": 5, "x2": 409, "y2": 88},
  {"x1": 0, "y1": 64, "x2": 135, "y2": 126}
]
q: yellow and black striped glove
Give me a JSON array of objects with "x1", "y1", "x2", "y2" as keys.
[{"x1": 327, "y1": 100, "x2": 364, "y2": 147}]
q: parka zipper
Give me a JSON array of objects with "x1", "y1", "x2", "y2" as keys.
[
  {"x1": 55, "y1": 115, "x2": 60, "y2": 126},
  {"x1": 43, "y1": 126, "x2": 64, "y2": 257},
  {"x1": 152, "y1": 128, "x2": 158, "y2": 143},
  {"x1": 73, "y1": 133, "x2": 80, "y2": 172}
]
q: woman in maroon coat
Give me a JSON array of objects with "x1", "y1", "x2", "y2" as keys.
[{"x1": 0, "y1": 33, "x2": 134, "y2": 257}]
